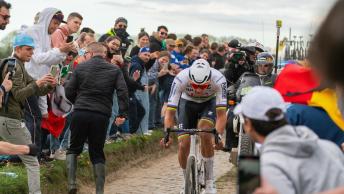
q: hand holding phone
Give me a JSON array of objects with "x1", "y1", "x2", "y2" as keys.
[
  {"x1": 66, "y1": 35, "x2": 74, "y2": 43},
  {"x1": 238, "y1": 155, "x2": 260, "y2": 194}
]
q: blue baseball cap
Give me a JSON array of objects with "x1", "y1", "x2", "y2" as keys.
[
  {"x1": 139, "y1": 47, "x2": 150, "y2": 53},
  {"x1": 13, "y1": 34, "x2": 35, "y2": 48}
]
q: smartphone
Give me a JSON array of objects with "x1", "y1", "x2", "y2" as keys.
[
  {"x1": 238, "y1": 155, "x2": 260, "y2": 194},
  {"x1": 66, "y1": 35, "x2": 73, "y2": 43},
  {"x1": 50, "y1": 65, "x2": 59, "y2": 77}
]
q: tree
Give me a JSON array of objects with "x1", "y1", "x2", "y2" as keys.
[{"x1": 0, "y1": 30, "x2": 17, "y2": 59}]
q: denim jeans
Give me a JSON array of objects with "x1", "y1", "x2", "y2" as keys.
[
  {"x1": 24, "y1": 95, "x2": 43, "y2": 152},
  {"x1": 135, "y1": 68, "x2": 149, "y2": 134},
  {"x1": 107, "y1": 90, "x2": 119, "y2": 138},
  {"x1": 148, "y1": 87, "x2": 158, "y2": 129}
]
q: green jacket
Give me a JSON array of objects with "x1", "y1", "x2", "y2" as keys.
[{"x1": 0, "y1": 56, "x2": 53, "y2": 120}]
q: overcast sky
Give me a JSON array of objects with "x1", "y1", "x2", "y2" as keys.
[{"x1": 3, "y1": 0, "x2": 337, "y2": 48}]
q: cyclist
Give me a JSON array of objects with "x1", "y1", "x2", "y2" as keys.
[{"x1": 161, "y1": 59, "x2": 227, "y2": 194}]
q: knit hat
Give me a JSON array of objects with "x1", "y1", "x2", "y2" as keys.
[
  {"x1": 115, "y1": 17, "x2": 128, "y2": 25},
  {"x1": 139, "y1": 47, "x2": 150, "y2": 53}
]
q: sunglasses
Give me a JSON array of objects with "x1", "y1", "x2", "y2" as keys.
[
  {"x1": 190, "y1": 82, "x2": 209, "y2": 90},
  {"x1": 0, "y1": 13, "x2": 10, "y2": 20},
  {"x1": 160, "y1": 32, "x2": 167, "y2": 36},
  {"x1": 118, "y1": 24, "x2": 127, "y2": 29}
]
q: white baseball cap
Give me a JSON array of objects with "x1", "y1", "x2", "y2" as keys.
[{"x1": 234, "y1": 86, "x2": 286, "y2": 121}]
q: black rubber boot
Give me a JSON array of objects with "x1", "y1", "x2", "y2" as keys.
[
  {"x1": 66, "y1": 154, "x2": 78, "y2": 194},
  {"x1": 93, "y1": 163, "x2": 105, "y2": 194}
]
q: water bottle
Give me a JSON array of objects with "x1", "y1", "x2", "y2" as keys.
[{"x1": 0, "y1": 172, "x2": 18, "y2": 178}]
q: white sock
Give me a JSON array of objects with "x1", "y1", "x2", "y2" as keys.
[{"x1": 203, "y1": 157, "x2": 214, "y2": 181}]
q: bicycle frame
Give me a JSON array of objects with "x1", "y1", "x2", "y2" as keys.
[{"x1": 164, "y1": 128, "x2": 219, "y2": 194}]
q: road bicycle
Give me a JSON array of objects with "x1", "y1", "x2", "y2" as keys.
[{"x1": 164, "y1": 128, "x2": 220, "y2": 194}]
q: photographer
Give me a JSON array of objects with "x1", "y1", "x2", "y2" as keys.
[
  {"x1": 0, "y1": 34, "x2": 56, "y2": 194},
  {"x1": 99, "y1": 17, "x2": 131, "y2": 56}
]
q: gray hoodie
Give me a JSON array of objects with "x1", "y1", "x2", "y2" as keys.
[{"x1": 261, "y1": 125, "x2": 344, "y2": 194}]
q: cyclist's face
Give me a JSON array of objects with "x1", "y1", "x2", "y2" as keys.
[{"x1": 189, "y1": 80, "x2": 210, "y2": 94}]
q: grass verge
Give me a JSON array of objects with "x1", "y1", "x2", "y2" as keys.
[{"x1": 0, "y1": 130, "x2": 174, "y2": 194}]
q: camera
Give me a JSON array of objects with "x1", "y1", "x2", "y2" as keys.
[{"x1": 5, "y1": 58, "x2": 16, "y2": 80}]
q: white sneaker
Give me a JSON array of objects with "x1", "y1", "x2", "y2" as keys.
[
  {"x1": 202, "y1": 180, "x2": 217, "y2": 194},
  {"x1": 54, "y1": 149, "x2": 66, "y2": 160}
]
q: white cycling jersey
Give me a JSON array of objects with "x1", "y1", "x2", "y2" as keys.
[{"x1": 167, "y1": 67, "x2": 227, "y2": 109}]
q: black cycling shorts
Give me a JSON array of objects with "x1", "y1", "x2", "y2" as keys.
[{"x1": 177, "y1": 97, "x2": 216, "y2": 138}]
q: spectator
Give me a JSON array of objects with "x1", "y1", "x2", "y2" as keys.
[
  {"x1": 48, "y1": 12, "x2": 83, "y2": 160},
  {"x1": 234, "y1": 86, "x2": 344, "y2": 194},
  {"x1": 80, "y1": 27, "x2": 94, "y2": 34},
  {"x1": 309, "y1": 0, "x2": 344, "y2": 117},
  {"x1": 209, "y1": 44, "x2": 226, "y2": 70},
  {"x1": 130, "y1": 29, "x2": 149, "y2": 57},
  {"x1": 183, "y1": 45, "x2": 199, "y2": 66},
  {"x1": 201, "y1": 33, "x2": 210, "y2": 49},
  {"x1": 150, "y1": 25, "x2": 168, "y2": 52},
  {"x1": 65, "y1": 42, "x2": 128, "y2": 194},
  {"x1": 184, "y1": 34, "x2": 193, "y2": 45},
  {"x1": 171, "y1": 39, "x2": 185, "y2": 67},
  {"x1": 210, "y1": 42, "x2": 218, "y2": 54},
  {"x1": 0, "y1": 0, "x2": 10, "y2": 30},
  {"x1": 147, "y1": 51, "x2": 170, "y2": 130},
  {"x1": 165, "y1": 39, "x2": 176, "y2": 53},
  {"x1": 199, "y1": 48, "x2": 210, "y2": 61},
  {"x1": 0, "y1": 33, "x2": 56, "y2": 194},
  {"x1": 98, "y1": 17, "x2": 131, "y2": 56},
  {"x1": 51, "y1": 12, "x2": 83, "y2": 47},
  {"x1": 24, "y1": 8, "x2": 75, "y2": 160},
  {"x1": 130, "y1": 47, "x2": 151, "y2": 135},
  {"x1": 193, "y1": 36, "x2": 202, "y2": 50},
  {"x1": 167, "y1": 33, "x2": 177, "y2": 40}
]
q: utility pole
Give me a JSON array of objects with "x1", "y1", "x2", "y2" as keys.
[{"x1": 275, "y1": 20, "x2": 282, "y2": 74}]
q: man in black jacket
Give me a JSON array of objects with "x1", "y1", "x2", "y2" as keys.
[
  {"x1": 149, "y1": 25, "x2": 168, "y2": 52},
  {"x1": 65, "y1": 42, "x2": 128, "y2": 194}
]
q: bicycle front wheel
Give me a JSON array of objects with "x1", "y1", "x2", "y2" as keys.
[{"x1": 185, "y1": 155, "x2": 197, "y2": 194}]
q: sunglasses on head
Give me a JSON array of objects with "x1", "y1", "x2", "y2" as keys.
[{"x1": 190, "y1": 82, "x2": 209, "y2": 90}]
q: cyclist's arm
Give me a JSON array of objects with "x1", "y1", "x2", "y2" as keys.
[
  {"x1": 164, "y1": 76, "x2": 184, "y2": 129},
  {"x1": 215, "y1": 75, "x2": 228, "y2": 135}
]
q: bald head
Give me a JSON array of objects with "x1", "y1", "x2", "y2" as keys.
[{"x1": 86, "y1": 42, "x2": 107, "y2": 57}]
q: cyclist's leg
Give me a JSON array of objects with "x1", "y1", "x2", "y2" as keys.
[
  {"x1": 177, "y1": 99, "x2": 198, "y2": 170},
  {"x1": 198, "y1": 98, "x2": 217, "y2": 186}
]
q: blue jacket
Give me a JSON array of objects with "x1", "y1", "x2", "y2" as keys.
[
  {"x1": 286, "y1": 104, "x2": 344, "y2": 147},
  {"x1": 129, "y1": 55, "x2": 146, "y2": 84}
]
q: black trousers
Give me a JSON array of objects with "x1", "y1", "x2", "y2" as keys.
[{"x1": 67, "y1": 110, "x2": 109, "y2": 164}]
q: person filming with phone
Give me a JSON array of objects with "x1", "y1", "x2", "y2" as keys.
[
  {"x1": 0, "y1": 33, "x2": 56, "y2": 194},
  {"x1": 234, "y1": 86, "x2": 344, "y2": 194}
]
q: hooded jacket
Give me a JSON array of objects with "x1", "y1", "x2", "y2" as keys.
[
  {"x1": 24, "y1": 8, "x2": 67, "y2": 115},
  {"x1": 0, "y1": 56, "x2": 53, "y2": 120},
  {"x1": 261, "y1": 125, "x2": 344, "y2": 194}
]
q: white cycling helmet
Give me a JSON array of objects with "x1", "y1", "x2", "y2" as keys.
[{"x1": 189, "y1": 59, "x2": 211, "y2": 84}]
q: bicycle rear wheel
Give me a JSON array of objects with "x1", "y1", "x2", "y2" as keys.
[{"x1": 185, "y1": 155, "x2": 197, "y2": 194}]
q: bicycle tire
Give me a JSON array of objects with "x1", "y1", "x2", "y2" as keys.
[
  {"x1": 239, "y1": 133, "x2": 253, "y2": 156},
  {"x1": 185, "y1": 156, "x2": 197, "y2": 194}
]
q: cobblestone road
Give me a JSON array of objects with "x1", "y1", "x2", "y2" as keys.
[{"x1": 102, "y1": 150, "x2": 236, "y2": 194}]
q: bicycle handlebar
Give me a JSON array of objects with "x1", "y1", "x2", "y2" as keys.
[{"x1": 163, "y1": 128, "x2": 220, "y2": 145}]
